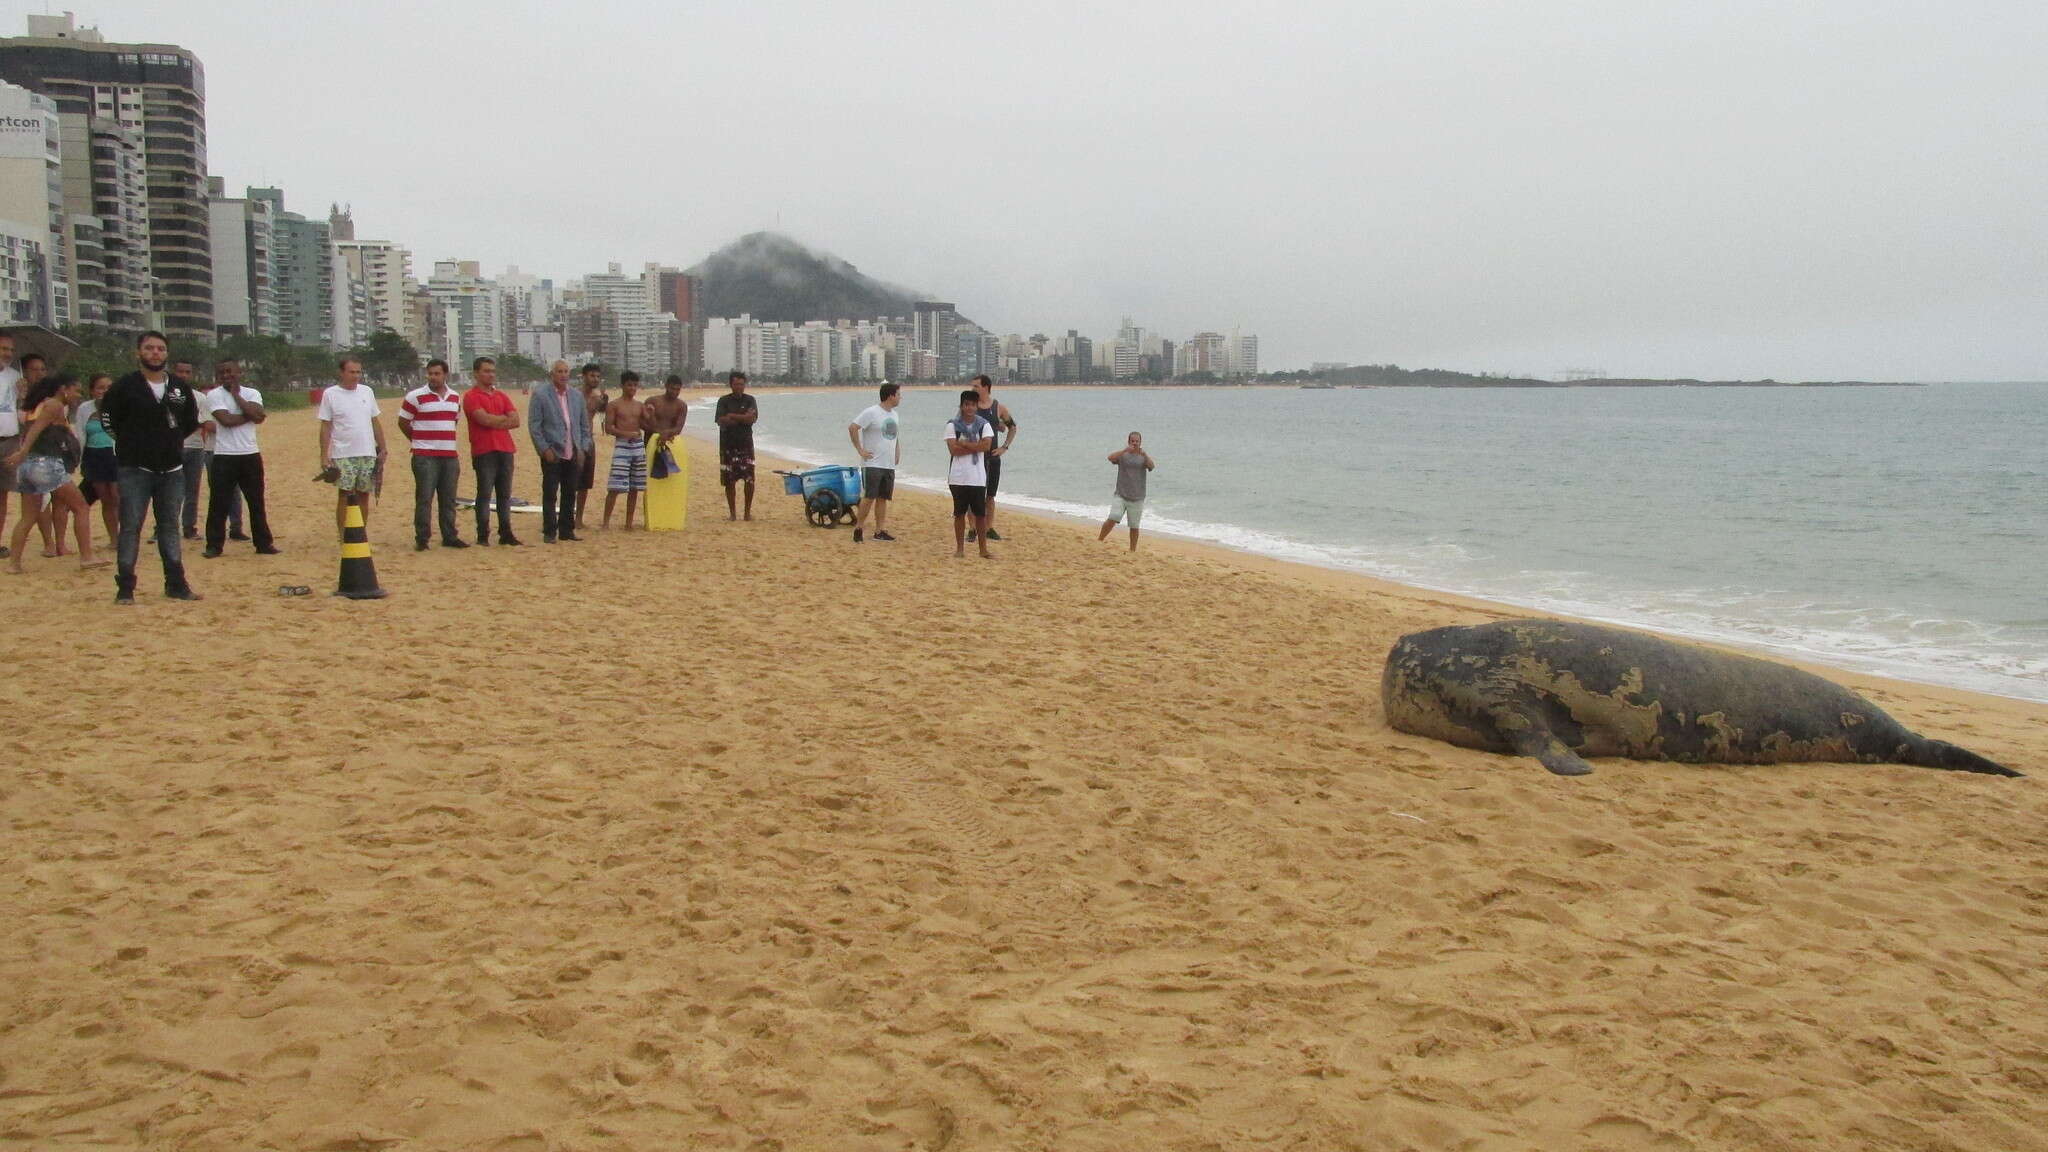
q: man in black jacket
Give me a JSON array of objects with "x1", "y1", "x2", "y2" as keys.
[{"x1": 98, "y1": 331, "x2": 203, "y2": 603}]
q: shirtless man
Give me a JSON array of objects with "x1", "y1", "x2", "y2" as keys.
[
  {"x1": 602, "y1": 371, "x2": 649, "y2": 530},
  {"x1": 640, "y1": 375, "x2": 689, "y2": 529},
  {"x1": 575, "y1": 363, "x2": 608, "y2": 529}
]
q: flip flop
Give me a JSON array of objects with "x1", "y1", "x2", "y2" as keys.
[
  {"x1": 78, "y1": 559, "x2": 111, "y2": 570},
  {"x1": 278, "y1": 584, "x2": 312, "y2": 597}
]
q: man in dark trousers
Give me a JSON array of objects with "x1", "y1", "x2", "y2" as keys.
[{"x1": 98, "y1": 331, "x2": 202, "y2": 603}]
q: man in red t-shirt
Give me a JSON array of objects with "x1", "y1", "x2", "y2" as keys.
[{"x1": 460, "y1": 356, "x2": 523, "y2": 546}]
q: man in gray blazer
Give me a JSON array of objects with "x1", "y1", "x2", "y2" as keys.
[{"x1": 530, "y1": 359, "x2": 595, "y2": 542}]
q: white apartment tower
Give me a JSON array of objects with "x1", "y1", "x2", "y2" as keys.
[
  {"x1": 0, "y1": 80, "x2": 63, "y2": 324},
  {"x1": 206, "y1": 176, "x2": 274, "y2": 336},
  {"x1": 424, "y1": 259, "x2": 504, "y2": 366}
]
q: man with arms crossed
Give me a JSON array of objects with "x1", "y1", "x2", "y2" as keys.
[
  {"x1": 174, "y1": 358, "x2": 239, "y2": 542},
  {"x1": 602, "y1": 371, "x2": 649, "y2": 530},
  {"x1": 201, "y1": 359, "x2": 278, "y2": 557},
  {"x1": 715, "y1": 370, "x2": 758, "y2": 521},
  {"x1": 968, "y1": 374, "x2": 1017, "y2": 542},
  {"x1": 399, "y1": 358, "x2": 467, "y2": 550},
  {"x1": 99, "y1": 331, "x2": 202, "y2": 603},
  {"x1": 530, "y1": 359, "x2": 592, "y2": 543},
  {"x1": 848, "y1": 383, "x2": 901, "y2": 544},
  {"x1": 462, "y1": 356, "x2": 522, "y2": 546},
  {"x1": 945, "y1": 388, "x2": 995, "y2": 560},
  {"x1": 318, "y1": 357, "x2": 387, "y2": 539},
  {"x1": 1098, "y1": 431, "x2": 1156, "y2": 552}
]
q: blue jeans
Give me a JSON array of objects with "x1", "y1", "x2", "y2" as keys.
[
  {"x1": 472, "y1": 451, "x2": 515, "y2": 542},
  {"x1": 117, "y1": 465, "x2": 188, "y2": 595}
]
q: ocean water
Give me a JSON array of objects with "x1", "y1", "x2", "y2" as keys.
[{"x1": 687, "y1": 383, "x2": 2048, "y2": 702}]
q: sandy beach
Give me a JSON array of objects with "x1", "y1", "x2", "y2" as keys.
[{"x1": 2, "y1": 405, "x2": 2044, "y2": 1151}]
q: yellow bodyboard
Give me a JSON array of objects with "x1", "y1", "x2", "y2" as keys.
[{"x1": 646, "y1": 434, "x2": 687, "y2": 531}]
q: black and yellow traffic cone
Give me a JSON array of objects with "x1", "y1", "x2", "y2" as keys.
[{"x1": 335, "y1": 502, "x2": 388, "y2": 600}]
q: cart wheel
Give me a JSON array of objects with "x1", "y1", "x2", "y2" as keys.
[{"x1": 807, "y1": 489, "x2": 844, "y2": 527}]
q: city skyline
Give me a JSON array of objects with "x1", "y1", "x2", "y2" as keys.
[{"x1": 0, "y1": 0, "x2": 2044, "y2": 379}]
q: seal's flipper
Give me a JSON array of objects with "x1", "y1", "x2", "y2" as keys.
[
  {"x1": 1524, "y1": 736, "x2": 1595, "y2": 777},
  {"x1": 1913, "y1": 738, "x2": 2023, "y2": 778},
  {"x1": 1491, "y1": 705, "x2": 1596, "y2": 776}
]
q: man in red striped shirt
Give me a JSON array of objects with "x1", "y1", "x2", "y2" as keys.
[{"x1": 398, "y1": 358, "x2": 468, "y2": 550}]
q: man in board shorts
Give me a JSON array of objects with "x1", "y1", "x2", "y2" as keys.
[
  {"x1": 602, "y1": 370, "x2": 648, "y2": 530},
  {"x1": 714, "y1": 370, "x2": 758, "y2": 521}
]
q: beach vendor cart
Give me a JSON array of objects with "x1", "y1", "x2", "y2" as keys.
[{"x1": 774, "y1": 464, "x2": 862, "y2": 527}]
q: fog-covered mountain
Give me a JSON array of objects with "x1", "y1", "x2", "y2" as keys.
[{"x1": 688, "y1": 232, "x2": 926, "y2": 321}]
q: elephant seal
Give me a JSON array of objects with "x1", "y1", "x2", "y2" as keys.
[{"x1": 1381, "y1": 619, "x2": 2020, "y2": 778}]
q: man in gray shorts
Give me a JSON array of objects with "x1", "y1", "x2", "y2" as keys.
[{"x1": 1097, "y1": 431, "x2": 1155, "y2": 552}]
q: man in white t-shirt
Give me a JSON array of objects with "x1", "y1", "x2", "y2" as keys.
[
  {"x1": 943, "y1": 388, "x2": 995, "y2": 559},
  {"x1": 200, "y1": 358, "x2": 278, "y2": 557},
  {"x1": 317, "y1": 357, "x2": 387, "y2": 539},
  {"x1": 847, "y1": 382, "x2": 902, "y2": 544}
]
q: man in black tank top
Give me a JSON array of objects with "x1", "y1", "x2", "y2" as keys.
[{"x1": 969, "y1": 374, "x2": 1015, "y2": 541}]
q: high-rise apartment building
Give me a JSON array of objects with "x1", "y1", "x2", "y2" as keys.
[
  {"x1": 1177, "y1": 331, "x2": 1229, "y2": 376},
  {"x1": 574, "y1": 263, "x2": 667, "y2": 373},
  {"x1": 1111, "y1": 341, "x2": 1142, "y2": 379},
  {"x1": 424, "y1": 259, "x2": 503, "y2": 368},
  {"x1": 0, "y1": 13, "x2": 212, "y2": 337},
  {"x1": 46, "y1": 95, "x2": 150, "y2": 328},
  {"x1": 206, "y1": 176, "x2": 273, "y2": 337},
  {"x1": 0, "y1": 79, "x2": 62, "y2": 325},
  {"x1": 654, "y1": 267, "x2": 704, "y2": 375},
  {"x1": 333, "y1": 238, "x2": 412, "y2": 347},
  {"x1": 498, "y1": 266, "x2": 554, "y2": 330},
  {"x1": 250, "y1": 187, "x2": 332, "y2": 348},
  {"x1": 700, "y1": 315, "x2": 740, "y2": 377},
  {"x1": 1231, "y1": 330, "x2": 1259, "y2": 377},
  {"x1": 912, "y1": 301, "x2": 959, "y2": 378},
  {"x1": 736, "y1": 319, "x2": 790, "y2": 379},
  {"x1": 563, "y1": 304, "x2": 621, "y2": 369}
]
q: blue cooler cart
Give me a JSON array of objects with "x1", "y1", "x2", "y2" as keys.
[{"x1": 776, "y1": 464, "x2": 863, "y2": 527}]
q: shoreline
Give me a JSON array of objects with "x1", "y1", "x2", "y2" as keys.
[{"x1": 715, "y1": 424, "x2": 2047, "y2": 715}]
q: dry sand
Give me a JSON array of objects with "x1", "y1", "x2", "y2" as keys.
[{"x1": 2, "y1": 405, "x2": 2044, "y2": 1152}]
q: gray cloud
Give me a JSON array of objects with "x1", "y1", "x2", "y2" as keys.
[{"x1": 18, "y1": 0, "x2": 2046, "y2": 378}]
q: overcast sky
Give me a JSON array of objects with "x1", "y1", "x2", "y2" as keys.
[{"x1": 7, "y1": 0, "x2": 2044, "y2": 378}]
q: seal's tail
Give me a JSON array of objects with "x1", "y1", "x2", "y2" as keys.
[{"x1": 1912, "y1": 738, "x2": 2023, "y2": 778}]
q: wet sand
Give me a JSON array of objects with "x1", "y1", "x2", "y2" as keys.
[{"x1": 1, "y1": 407, "x2": 2043, "y2": 1151}]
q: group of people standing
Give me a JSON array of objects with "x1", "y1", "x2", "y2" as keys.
[
  {"x1": 380, "y1": 356, "x2": 690, "y2": 548},
  {"x1": 0, "y1": 329, "x2": 278, "y2": 593},
  {"x1": 839, "y1": 373, "x2": 1155, "y2": 557},
  {"x1": 0, "y1": 329, "x2": 706, "y2": 601},
  {"x1": 3, "y1": 329, "x2": 1162, "y2": 598}
]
